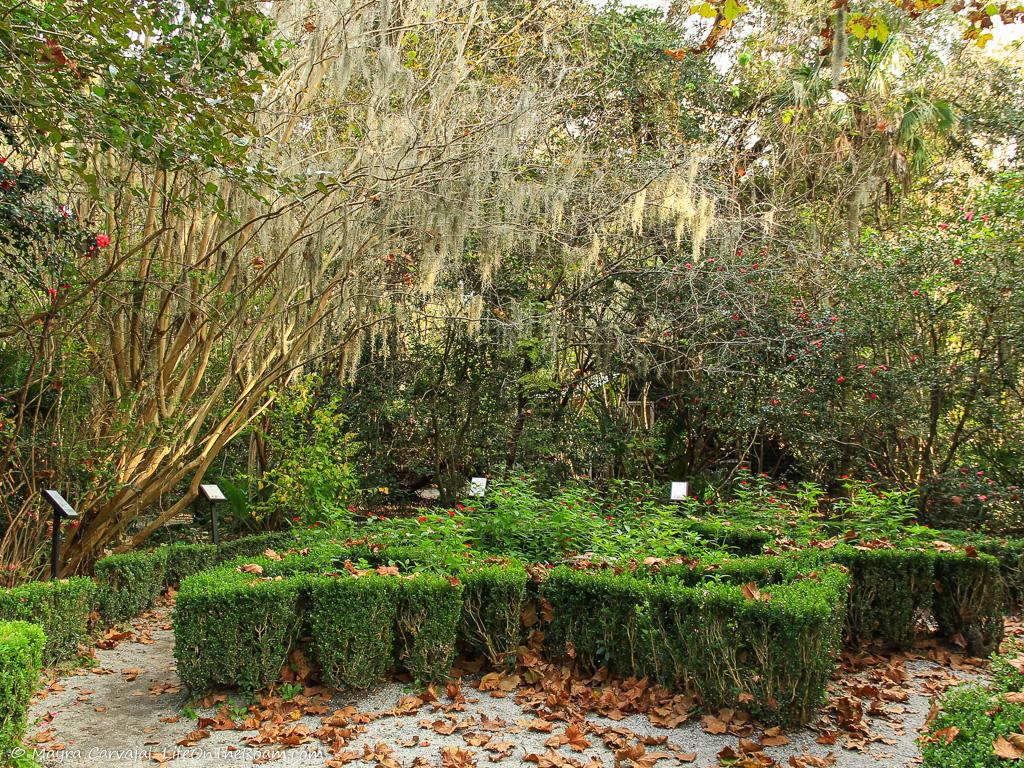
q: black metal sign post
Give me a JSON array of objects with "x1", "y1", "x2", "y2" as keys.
[
  {"x1": 41, "y1": 489, "x2": 78, "y2": 580},
  {"x1": 199, "y1": 484, "x2": 227, "y2": 548}
]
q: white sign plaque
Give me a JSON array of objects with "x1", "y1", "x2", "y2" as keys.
[
  {"x1": 670, "y1": 481, "x2": 688, "y2": 501},
  {"x1": 200, "y1": 484, "x2": 227, "y2": 502},
  {"x1": 468, "y1": 477, "x2": 488, "y2": 497}
]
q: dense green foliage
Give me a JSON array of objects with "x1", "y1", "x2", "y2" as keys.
[
  {"x1": 0, "y1": 621, "x2": 44, "y2": 765},
  {"x1": 163, "y1": 543, "x2": 219, "y2": 588},
  {"x1": 816, "y1": 545, "x2": 935, "y2": 649},
  {"x1": 457, "y1": 562, "x2": 528, "y2": 668},
  {"x1": 395, "y1": 573, "x2": 465, "y2": 684},
  {"x1": 922, "y1": 645, "x2": 1024, "y2": 767},
  {"x1": 933, "y1": 551, "x2": 1005, "y2": 656},
  {"x1": 1, "y1": 0, "x2": 1022, "y2": 575},
  {"x1": 0, "y1": 578, "x2": 95, "y2": 665},
  {"x1": 540, "y1": 561, "x2": 848, "y2": 726},
  {"x1": 159, "y1": 495, "x2": 1004, "y2": 728},
  {"x1": 174, "y1": 566, "x2": 305, "y2": 692},
  {"x1": 94, "y1": 550, "x2": 167, "y2": 625},
  {"x1": 309, "y1": 574, "x2": 400, "y2": 689}
]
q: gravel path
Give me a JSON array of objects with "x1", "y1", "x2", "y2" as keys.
[{"x1": 24, "y1": 607, "x2": 975, "y2": 768}]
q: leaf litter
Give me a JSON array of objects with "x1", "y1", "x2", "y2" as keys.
[{"x1": 26, "y1": 598, "x2": 1018, "y2": 768}]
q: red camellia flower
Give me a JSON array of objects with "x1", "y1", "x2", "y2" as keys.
[
  {"x1": 837, "y1": 376, "x2": 845, "y2": 383},
  {"x1": 96, "y1": 233, "x2": 110, "y2": 248},
  {"x1": 418, "y1": 515, "x2": 427, "y2": 523}
]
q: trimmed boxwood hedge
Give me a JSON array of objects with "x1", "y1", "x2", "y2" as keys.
[
  {"x1": 309, "y1": 574, "x2": 400, "y2": 689},
  {"x1": 164, "y1": 523, "x2": 1013, "y2": 729},
  {"x1": 176, "y1": 556, "x2": 468, "y2": 692},
  {"x1": 964, "y1": 535, "x2": 1024, "y2": 611},
  {"x1": 0, "y1": 577, "x2": 96, "y2": 665},
  {"x1": 396, "y1": 573, "x2": 464, "y2": 684},
  {"x1": 807, "y1": 545, "x2": 935, "y2": 649},
  {"x1": 684, "y1": 522, "x2": 773, "y2": 556},
  {"x1": 933, "y1": 550, "x2": 1004, "y2": 656},
  {"x1": 95, "y1": 549, "x2": 167, "y2": 625},
  {"x1": 174, "y1": 564, "x2": 306, "y2": 692},
  {"x1": 0, "y1": 621, "x2": 45, "y2": 763},
  {"x1": 214, "y1": 530, "x2": 310, "y2": 563},
  {"x1": 541, "y1": 561, "x2": 848, "y2": 726},
  {"x1": 457, "y1": 561, "x2": 527, "y2": 668},
  {"x1": 163, "y1": 542, "x2": 218, "y2": 588},
  {"x1": 94, "y1": 528, "x2": 333, "y2": 621}
]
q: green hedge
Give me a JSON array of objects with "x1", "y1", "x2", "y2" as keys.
[
  {"x1": 174, "y1": 564, "x2": 305, "y2": 692},
  {"x1": 0, "y1": 578, "x2": 96, "y2": 665},
  {"x1": 309, "y1": 574, "x2": 399, "y2": 689},
  {"x1": 457, "y1": 561, "x2": 527, "y2": 668},
  {"x1": 933, "y1": 551, "x2": 1004, "y2": 656},
  {"x1": 175, "y1": 556, "x2": 467, "y2": 693},
  {"x1": 542, "y1": 567, "x2": 654, "y2": 679},
  {"x1": 0, "y1": 621, "x2": 45, "y2": 763},
  {"x1": 95, "y1": 549, "x2": 167, "y2": 625},
  {"x1": 396, "y1": 574, "x2": 464, "y2": 684},
  {"x1": 215, "y1": 530, "x2": 307, "y2": 563},
  {"x1": 163, "y1": 542, "x2": 218, "y2": 587},
  {"x1": 966, "y1": 536, "x2": 1024, "y2": 611},
  {"x1": 540, "y1": 562, "x2": 848, "y2": 726},
  {"x1": 654, "y1": 553, "x2": 803, "y2": 586},
  {"x1": 814, "y1": 545, "x2": 935, "y2": 648}
]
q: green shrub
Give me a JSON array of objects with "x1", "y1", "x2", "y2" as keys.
[
  {"x1": 174, "y1": 564, "x2": 304, "y2": 692},
  {"x1": 921, "y1": 683, "x2": 1024, "y2": 768},
  {"x1": 163, "y1": 543, "x2": 218, "y2": 587},
  {"x1": 0, "y1": 578, "x2": 96, "y2": 665},
  {"x1": 308, "y1": 574, "x2": 399, "y2": 689},
  {"x1": 541, "y1": 567, "x2": 655, "y2": 679},
  {"x1": 541, "y1": 562, "x2": 848, "y2": 727},
  {"x1": 934, "y1": 551, "x2": 1004, "y2": 656},
  {"x1": 968, "y1": 536, "x2": 1024, "y2": 611},
  {"x1": 0, "y1": 621, "x2": 45, "y2": 764},
  {"x1": 654, "y1": 553, "x2": 802, "y2": 586},
  {"x1": 457, "y1": 561, "x2": 527, "y2": 667},
  {"x1": 396, "y1": 574, "x2": 463, "y2": 684},
  {"x1": 816, "y1": 545, "x2": 935, "y2": 648},
  {"x1": 94, "y1": 549, "x2": 168, "y2": 625},
  {"x1": 921, "y1": 645, "x2": 1024, "y2": 768},
  {"x1": 651, "y1": 568, "x2": 847, "y2": 726}
]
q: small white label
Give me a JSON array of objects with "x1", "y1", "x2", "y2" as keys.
[
  {"x1": 670, "y1": 481, "x2": 688, "y2": 500},
  {"x1": 468, "y1": 477, "x2": 488, "y2": 497},
  {"x1": 200, "y1": 484, "x2": 227, "y2": 502}
]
